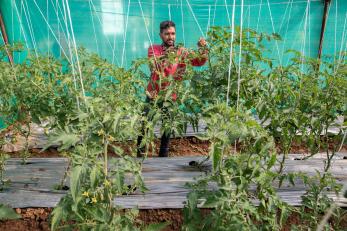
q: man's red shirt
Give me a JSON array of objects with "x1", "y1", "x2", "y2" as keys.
[{"x1": 147, "y1": 44, "x2": 207, "y2": 100}]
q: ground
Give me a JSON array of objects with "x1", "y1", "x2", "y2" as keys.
[{"x1": 1, "y1": 137, "x2": 346, "y2": 230}]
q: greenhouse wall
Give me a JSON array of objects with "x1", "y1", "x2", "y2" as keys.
[{"x1": 0, "y1": 0, "x2": 346, "y2": 66}]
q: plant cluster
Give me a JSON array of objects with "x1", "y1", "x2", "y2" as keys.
[{"x1": 0, "y1": 24, "x2": 346, "y2": 230}]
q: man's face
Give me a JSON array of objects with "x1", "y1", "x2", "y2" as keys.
[{"x1": 160, "y1": 26, "x2": 176, "y2": 47}]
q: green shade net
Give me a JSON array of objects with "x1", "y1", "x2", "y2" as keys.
[{"x1": 0, "y1": 0, "x2": 346, "y2": 66}]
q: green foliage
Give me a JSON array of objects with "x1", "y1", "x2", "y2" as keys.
[
  {"x1": 0, "y1": 151, "x2": 10, "y2": 191},
  {"x1": 191, "y1": 26, "x2": 279, "y2": 107},
  {"x1": 291, "y1": 172, "x2": 344, "y2": 230},
  {"x1": 0, "y1": 204, "x2": 21, "y2": 220},
  {"x1": 0, "y1": 25, "x2": 346, "y2": 230},
  {"x1": 183, "y1": 105, "x2": 291, "y2": 231}
]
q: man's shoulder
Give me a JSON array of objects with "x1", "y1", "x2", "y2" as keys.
[{"x1": 148, "y1": 44, "x2": 162, "y2": 51}]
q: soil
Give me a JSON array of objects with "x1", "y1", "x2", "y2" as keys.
[
  {"x1": 5, "y1": 136, "x2": 347, "y2": 158},
  {"x1": 2, "y1": 136, "x2": 346, "y2": 230},
  {"x1": 1, "y1": 207, "x2": 347, "y2": 231}
]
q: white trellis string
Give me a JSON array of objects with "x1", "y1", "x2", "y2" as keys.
[
  {"x1": 206, "y1": 5, "x2": 211, "y2": 36},
  {"x1": 282, "y1": 0, "x2": 293, "y2": 55},
  {"x1": 50, "y1": 0, "x2": 71, "y2": 57},
  {"x1": 278, "y1": 0, "x2": 291, "y2": 33},
  {"x1": 168, "y1": 4, "x2": 171, "y2": 21},
  {"x1": 334, "y1": 0, "x2": 338, "y2": 66},
  {"x1": 300, "y1": 0, "x2": 309, "y2": 72},
  {"x1": 31, "y1": 0, "x2": 72, "y2": 63},
  {"x1": 284, "y1": 2, "x2": 308, "y2": 66},
  {"x1": 47, "y1": 0, "x2": 50, "y2": 56},
  {"x1": 89, "y1": 0, "x2": 100, "y2": 55},
  {"x1": 237, "y1": 0, "x2": 244, "y2": 112},
  {"x1": 121, "y1": 0, "x2": 131, "y2": 67},
  {"x1": 89, "y1": 0, "x2": 120, "y2": 66},
  {"x1": 137, "y1": 0, "x2": 157, "y2": 64},
  {"x1": 21, "y1": 0, "x2": 39, "y2": 58},
  {"x1": 337, "y1": 12, "x2": 347, "y2": 66},
  {"x1": 308, "y1": 0, "x2": 311, "y2": 57},
  {"x1": 13, "y1": 0, "x2": 29, "y2": 49},
  {"x1": 60, "y1": 0, "x2": 80, "y2": 110},
  {"x1": 335, "y1": 12, "x2": 347, "y2": 72},
  {"x1": 226, "y1": 0, "x2": 236, "y2": 106},
  {"x1": 212, "y1": 0, "x2": 217, "y2": 26},
  {"x1": 285, "y1": 2, "x2": 310, "y2": 66},
  {"x1": 224, "y1": 0, "x2": 232, "y2": 29},
  {"x1": 266, "y1": 0, "x2": 283, "y2": 66},
  {"x1": 185, "y1": 0, "x2": 205, "y2": 37},
  {"x1": 63, "y1": 0, "x2": 87, "y2": 106},
  {"x1": 255, "y1": 0, "x2": 263, "y2": 33},
  {"x1": 55, "y1": 0, "x2": 60, "y2": 57},
  {"x1": 247, "y1": 5, "x2": 250, "y2": 40},
  {"x1": 180, "y1": 0, "x2": 186, "y2": 46},
  {"x1": 11, "y1": 1, "x2": 14, "y2": 45},
  {"x1": 151, "y1": 0, "x2": 154, "y2": 39}
]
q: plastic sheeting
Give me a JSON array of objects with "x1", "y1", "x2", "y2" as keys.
[{"x1": 0, "y1": 0, "x2": 346, "y2": 66}]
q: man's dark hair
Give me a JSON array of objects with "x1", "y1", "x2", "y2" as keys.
[{"x1": 160, "y1": 20, "x2": 175, "y2": 33}]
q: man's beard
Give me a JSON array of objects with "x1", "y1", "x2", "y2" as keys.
[{"x1": 163, "y1": 40, "x2": 175, "y2": 47}]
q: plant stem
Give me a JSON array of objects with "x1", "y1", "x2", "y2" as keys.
[{"x1": 104, "y1": 135, "x2": 108, "y2": 177}]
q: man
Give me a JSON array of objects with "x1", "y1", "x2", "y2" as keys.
[{"x1": 137, "y1": 20, "x2": 208, "y2": 157}]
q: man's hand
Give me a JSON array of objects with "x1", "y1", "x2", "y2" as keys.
[{"x1": 197, "y1": 37, "x2": 207, "y2": 47}]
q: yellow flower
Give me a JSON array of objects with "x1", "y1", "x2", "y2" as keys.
[
  {"x1": 91, "y1": 197, "x2": 97, "y2": 203},
  {"x1": 107, "y1": 135, "x2": 115, "y2": 142},
  {"x1": 97, "y1": 129, "x2": 104, "y2": 136},
  {"x1": 82, "y1": 191, "x2": 89, "y2": 197},
  {"x1": 103, "y1": 179, "x2": 111, "y2": 187}
]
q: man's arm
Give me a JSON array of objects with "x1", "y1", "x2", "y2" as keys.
[{"x1": 189, "y1": 37, "x2": 208, "y2": 67}]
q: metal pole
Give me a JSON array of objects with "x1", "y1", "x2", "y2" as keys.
[
  {"x1": 0, "y1": 10, "x2": 14, "y2": 65},
  {"x1": 318, "y1": 0, "x2": 331, "y2": 60}
]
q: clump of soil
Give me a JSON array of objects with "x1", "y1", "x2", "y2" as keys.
[
  {"x1": 2, "y1": 207, "x2": 346, "y2": 231},
  {"x1": 0, "y1": 208, "x2": 51, "y2": 231}
]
